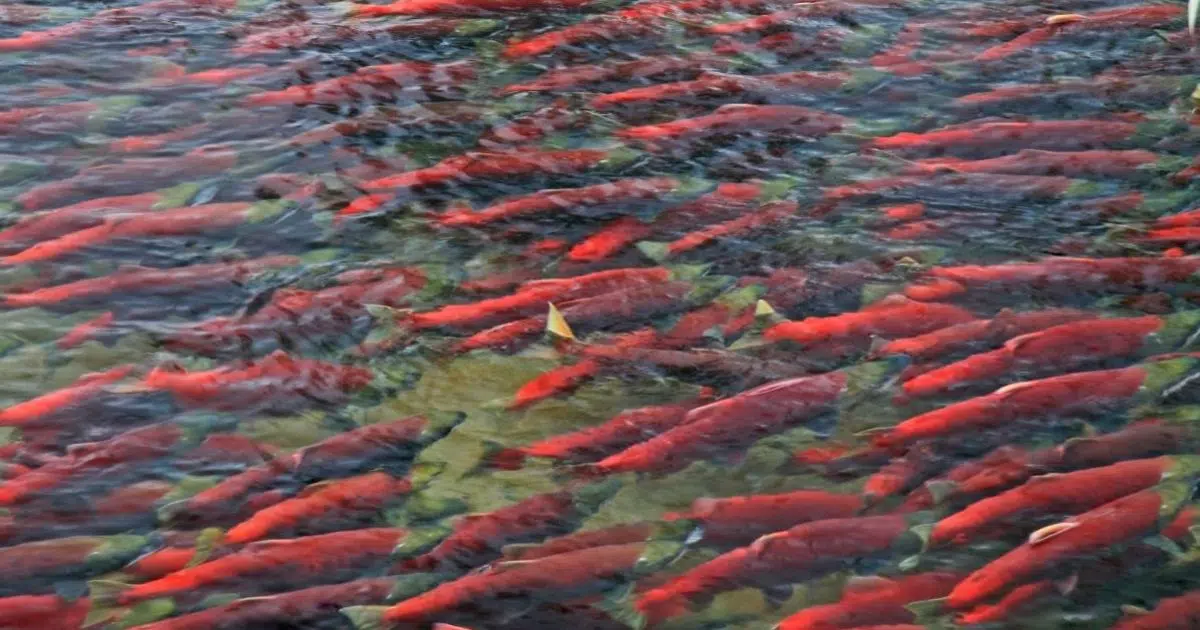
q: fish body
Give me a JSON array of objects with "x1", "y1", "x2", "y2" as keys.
[
  {"x1": 946, "y1": 481, "x2": 1189, "y2": 609},
  {"x1": 664, "y1": 490, "x2": 864, "y2": 546},
  {"x1": 931, "y1": 456, "x2": 1188, "y2": 545},
  {"x1": 223, "y1": 472, "x2": 413, "y2": 544},
  {"x1": 777, "y1": 571, "x2": 963, "y2": 629},
  {"x1": 381, "y1": 543, "x2": 645, "y2": 622},
  {"x1": 142, "y1": 351, "x2": 373, "y2": 413},
  {"x1": 636, "y1": 514, "x2": 918, "y2": 622},
  {"x1": 589, "y1": 370, "x2": 848, "y2": 475},
  {"x1": 110, "y1": 528, "x2": 406, "y2": 606},
  {"x1": 400, "y1": 482, "x2": 616, "y2": 572}
]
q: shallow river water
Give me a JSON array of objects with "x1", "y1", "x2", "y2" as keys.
[{"x1": 2, "y1": 0, "x2": 1200, "y2": 628}]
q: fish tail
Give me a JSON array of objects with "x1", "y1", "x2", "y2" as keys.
[
  {"x1": 340, "y1": 605, "x2": 391, "y2": 630},
  {"x1": 636, "y1": 240, "x2": 672, "y2": 263},
  {"x1": 87, "y1": 579, "x2": 132, "y2": 608},
  {"x1": 477, "y1": 440, "x2": 527, "y2": 471},
  {"x1": 564, "y1": 462, "x2": 607, "y2": 481}
]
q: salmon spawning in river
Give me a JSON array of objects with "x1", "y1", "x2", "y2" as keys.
[{"x1": 3, "y1": 0, "x2": 1200, "y2": 628}]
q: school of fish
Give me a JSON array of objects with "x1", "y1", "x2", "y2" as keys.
[{"x1": 1, "y1": 0, "x2": 1200, "y2": 628}]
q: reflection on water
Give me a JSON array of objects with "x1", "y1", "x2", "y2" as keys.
[{"x1": 0, "y1": 0, "x2": 1199, "y2": 628}]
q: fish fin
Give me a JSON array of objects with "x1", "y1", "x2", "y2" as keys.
[
  {"x1": 391, "y1": 526, "x2": 452, "y2": 560},
  {"x1": 546, "y1": 303, "x2": 576, "y2": 341},
  {"x1": 924, "y1": 480, "x2": 958, "y2": 504},
  {"x1": 1028, "y1": 521, "x2": 1079, "y2": 545},
  {"x1": 422, "y1": 411, "x2": 466, "y2": 441},
  {"x1": 87, "y1": 579, "x2": 131, "y2": 608},
  {"x1": 909, "y1": 523, "x2": 933, "y2": 551},
  {"x1": 340, "y1": 605, "x2": 389, "y2": 630},
  {"x1": 117, "y1": 598, "x2": 176, "y2": 628},
  {"x1": 598, "y1": 583, "x2": 648, "y2": 630},
  {"x1": 636, "y1": 241, "x2": 671, "y2": 263},
  {"x1": 499, "y1": 542, "x2": 540, "y2": 560},
  {"x1": 476, "y1": 439, "x2": 527, "y2": 472},
  {"x1": 666, "y1": 263, "x2": 711, "y2": 281},
  {"x1": 754, "y1": 299, "x2": 777, "y2": 319},
  {"x1": 853, "y1": 426, "x2": 892, "y2": 439},
  {"x1": 54, "y1": 581, "x2": 89, "y2": 601},
  {"x1": 188, "y1": 527, "x2": 224, "y2": 567},
  {"x1": 572, "y1": 477, "x2": 623, "y2": 514},
  {"x1": 1121, "y1": 604, "x2": 1151, "y2": 616},
  {"x1": 842, "y1": 575, "x2": 897, "y2": 597},
  {"x1": 1143, "y1": 534, "x2": 1186, "y2": 558},
  {"x1": 109, "y1": 382, "x2": 157, "y2": 394},
  {"x1": 1055, "y1": 572, "x2": 1079, "y2": 596},
  {"x1": 408, "y1": 460, "x2": 446, "y2": 489},
  {"x1": 866, "y1": 335, "x2": 890, "y2": 357},
  {"x1": 906, "y1": 596, "x2": 948, "y2": 621},
  {"x1": 897, "y1": 554, "x2": 921, "y2": 572},
  {"x1": 762, "y1": 584, "x2": 794, "y2": 609},
  {"x1": 82, "y1": 603, "x2": 122, "y2": 628},
  {"x1": 727, "y1": 331, "x2": 770, "y2": 351},
  {"x1": 496, "y1": 602, "x2": 536, "y2": 624}
]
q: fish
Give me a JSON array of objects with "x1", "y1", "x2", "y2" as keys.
[
  {"x1": 0, "y1": 186, "x2": 197, "y2": 251},
  {"x1": 0, "y1": 365, "x2": 134, "y2": 427},
  {"x1": 0, "y1": 423, "x2": 184, "y2": 506},
  {"x1": 635, "y1": 513, "x2": 923, "y2": 623},
  {"x1": 496, "y1": 52, "x2": 731, "y2": 95},
  {"x1": 348, "y1": 542, "x2": 649, "y2": 625},
  {"x1": 590, "y1": 70, "x2": 852, "y2": 109},
  {"x1": 776, "y1": 572, "x2": 963, "y2": 630},
  {"x1": 1, "y1": 255, "x2": 300, "y2": 309},
  {"x1": 870, "y1": 362, "x2": 1165, "y2": 450},
  {"x1": 639, "y1": 200, "x2": 801, "y2": 260},
  {"x1": 945, "y1": 477, "x2": 1195, "y2": 610},
  {"x1": 123, "y1": 577, "x2": 399, "y2": 630},
  {"x1": 56, "y1": 311, "x2": 115, "y2": 349},
  {"x1": 452, "y1": 280, "x2": 701, "y2": 354},
  {"x1": 222, "y1": 472, "x2": 414, "y2": 544},
  {"x1": 568, "y1": 181, "x2": 767, "y2": 262},
  {"x1": 930, "y1": 456, "x2": 1200, "y2": 546},
  {"x1": 975, "y1": 4, "x2": 1183, "y2": 60},
  {"x1": 397, "y1": 480, "x2": 620, "y2": 573},
  {"x1": 436, "y1": 177, "x2": 699, "y2": 227},
  {"x1": 488, "y1": 395, "x2": 710, "y2": 469},
  {"x1": 499, "y1": 522, "x2": 654, "y2": 561},
  {"x1": 16, "y1": 146, "x2": 239, "y2": 211},
  {"x1": 875, "y1": 308, "x2": 1095, "y2": 362},
  {"x1": 1111, "y1": 589, "x2": 1200, "y2": 629},
  {"x1": 92, "y1": 528, "x2": 407, "y2": 607},
  {"x1": 617, "y1": 104, "x2": 847, "y2": 148},
  {"x1": 765, "y1": 296, "x2": 977, "y2": 349},
  {"x1": 352, "y1": 0, "x2": 595, "y2": 17},
  {"x1": 242, "y1": 61, "x2": 474, "y2": 107},
  {"x1": 0, "y1": 534, "x2": 147, "y2": 595},
  {"x1": 361, "y1": 146, "x2": 639, "y2": 192},
  {"x1": 901, "y1": 149, "x2": 1162, "y2": 179},
  {"x1": 584, "y1": 367, "x2": 855, "y2": 476},
  {"x1": 166, "y1": 268, "x2": 427, "y2": 356},
  {"x1": 903, "y1": 256, "x2": 1200, "y2": 302},
  {"x1": 0, "y1": 594, "x2": 90, "y2": 630},
  {"x1": 868, "y1": 119, "x2": 1150, "y2": 157},
  {"x1": 501, "y1": 1, "x2": 685, "y2": 58},
  {"x1": 900, "y1": 313, "x2": 1194, "y2": 398},
  {"x1": 141, "y1": 350, "x2": 374, "y2": 413},
  {"x1": 1, "y1": 202, "x2": 270, "y2": 265},
  {"x1": 163, "y1": 414, "x2": 458, "y2": 526},
  {"x1": 0, "y1": 0, "x2": 235, "y2": 51},
  {"x1": 955, "y1": 579, "x2": 1061, "y2": 624},
  {"x1": 663, "y1": 489, "x2": 865, "y2": 547}
]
